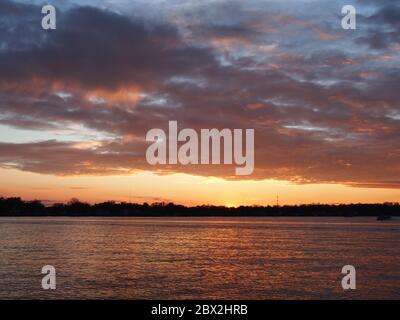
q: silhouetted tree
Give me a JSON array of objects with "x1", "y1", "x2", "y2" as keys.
[{"x1": 0, "y1": 197, "x2": 399, "y2": 217}]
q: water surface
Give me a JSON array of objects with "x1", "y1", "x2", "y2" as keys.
[{"x1": 0, "y1": 217, "x2": 399, "y2": 299}]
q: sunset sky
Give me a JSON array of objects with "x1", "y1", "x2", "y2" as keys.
[{"x1": 1, "y1": 0, "x2": 400, "y2": 206}]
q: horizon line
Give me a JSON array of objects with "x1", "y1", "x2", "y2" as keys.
[{"x1": 1, "y1": 196, "x2": 399, "y2": 209}]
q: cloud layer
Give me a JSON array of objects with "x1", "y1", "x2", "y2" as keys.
[{"x1": 0, "y1": 0, "x2": 400, "y2": 188}]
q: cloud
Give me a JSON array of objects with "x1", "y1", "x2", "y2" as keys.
[
  {"x1": 0, "y1": 0, "x2": 399, "y2": 189},
  {"x1": 0, "y1": 2, "x2": 218, "y2": 96},
  {"x1": 356, "y1": 2, "x2": 400, "y2": 49}
]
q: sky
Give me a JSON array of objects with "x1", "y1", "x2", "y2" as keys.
[{"x1": 0, "y1": 0, "x2": 400, "y2": 206}]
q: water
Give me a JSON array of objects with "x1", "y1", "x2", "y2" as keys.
[{"x1": 0, "y1": 217, "x2": 399, "y2": 299}]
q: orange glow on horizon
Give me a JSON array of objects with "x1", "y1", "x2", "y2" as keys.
[{"x1": 0, "y1": 168, "x2": 399, "y2": 206}]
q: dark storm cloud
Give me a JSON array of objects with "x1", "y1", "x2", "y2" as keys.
[
  {"x1": 356, "y1": 2, "x2": 400, "y2": 49},
  {"x1": 371, "y1": 3, "x2": 400, "y2": 28},
  {"x1": 0, "y1": 0, "x2": 399, "y2": 188},
  {"x1": 0, "y1": 2, "x2": 218, "y2": 91},
  {"x1": 0, "y1": 0, "x2": 44, "y2": 51}
]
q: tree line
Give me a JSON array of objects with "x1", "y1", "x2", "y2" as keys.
[{"x1": 0, "y1": 197, "x2": 399, "y2": 217}]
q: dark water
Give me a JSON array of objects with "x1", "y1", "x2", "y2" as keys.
[{"x1": 0, "y1": 217, "x2": 400, "y2": 299}]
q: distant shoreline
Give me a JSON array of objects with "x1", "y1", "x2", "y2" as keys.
[
  {"x1": 1, "y1": 197, "x2": 399, "y2": 218},
  {"x1": 0, "y1": 215, "x2": 398, "y2": 218}
]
